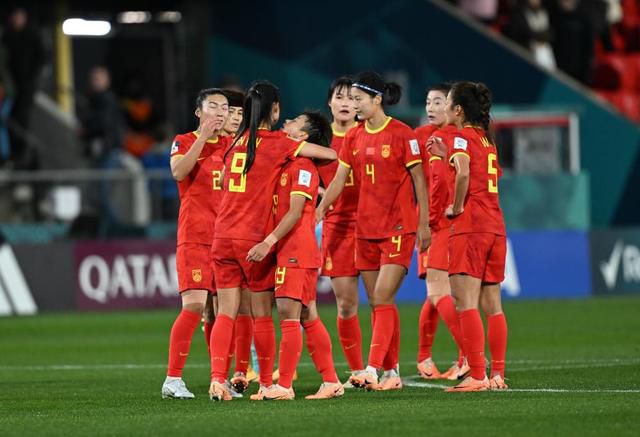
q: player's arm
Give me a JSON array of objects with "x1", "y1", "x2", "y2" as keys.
[
  {"x1": 316, "y1": 163, "x2": 349, "y2": 223},
  {"x1": 409, "y1": 163, "x2": 432, "y2": 252},
  {"x1": 170, "y1": 118, "x2": 217, "y2": 181},
  {"x1": 447, "y1": 154, "x2": 470, "y2": 217},
  {"x1": 297, "y1": 142, "x2": 337, "y2": 164},
  {"x1": 246, "y1": 194, "x2": 306, "y2": 262}
]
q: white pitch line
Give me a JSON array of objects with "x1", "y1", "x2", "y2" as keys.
[{"x1": 403, "y1": 380, "x2": 640, "y2": 394}]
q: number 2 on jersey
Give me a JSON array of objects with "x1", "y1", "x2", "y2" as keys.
[
  {"x1": 212, "y1": 170, "x2": 222, "y2": 191},
  {"x1": 487, "y1": 153, "x2": 498, "y2": 193},
  {"x1": 229, "y1": 152, "x2": 247, "y2": 193}
]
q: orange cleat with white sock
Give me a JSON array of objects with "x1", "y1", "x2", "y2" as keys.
[{"x1": 417, "y1": 358, "x2": 441, "y2": 379}]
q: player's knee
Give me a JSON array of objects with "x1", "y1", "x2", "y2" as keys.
[
  {"x1": 336, "y1": 296, "x2": 357, "y2": 319},
  {"x1": 183, "y1": 302, "x2": 205, "y2": 314}
]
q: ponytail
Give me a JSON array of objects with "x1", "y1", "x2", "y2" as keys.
[
  {"x1": 382, "y1": 82, "x2": 402, "y2": 106},
  {"x1": 225, "y1": 80, "x2": 280, "y2": 174}
]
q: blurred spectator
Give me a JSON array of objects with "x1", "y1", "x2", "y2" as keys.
[
  {"x1": 505, "y1": 0, "x2": 556, "y2": 69},
  {"x1": 549, "y1": 0, "x2": 596, "y2": 84},
  {"x1": 0, "y1": 41, "x2": 15, "y2": 163},
  {"x1": 458, "y1": 0, "x2": 499, "y2": 24},
  {"x1": 2, "y1": 7, "x2": 44, "y2": 169},
  {"x1": 80, "y1": 66, "x2": 125, "y2": 166},
  {"x1": 122, "y1": 77, "x2": 155, "y2": 158}
]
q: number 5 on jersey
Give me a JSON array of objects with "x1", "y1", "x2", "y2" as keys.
[
  {"x1": 487, "y1": 153, "x2": 498, "y2": 193},
  {"x1": 229, "y1": 152, "x2": 247, "y2": 193}
]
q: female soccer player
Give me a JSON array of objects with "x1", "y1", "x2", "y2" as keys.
[
  {"x1": 431, "y1": 81, "x2": 508, "y2": 392},
  {"x1": 208, "y1": 81, "x2": 337, "y2": 401},
  {"x1": 248, "y1": 111, "x2": 343, "y2": 400},
  {"x1": 316, "y1": 77, "x2": 364, "y2": 384},
  {"x1": 161, "y1": 88, "x2": 229, "y2": 399},
  {"x1": 318, "y1": 71, "x2": 431, "y2": 391},
  {"x1": 414, "y1": 84, "x2": 468, "y2": 381}
]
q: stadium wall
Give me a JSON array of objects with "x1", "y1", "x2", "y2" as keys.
[
  {"x1": 6, "y1": 230, "x2": 640, "y2": 316},
  {"x1": 207, "y1": 0, "x2": 640, "y2": 227}
]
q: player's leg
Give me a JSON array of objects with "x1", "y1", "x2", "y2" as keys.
[
  {"x1": 249, "y1": 290, "x2": 275, "y2": 398},
  {"x1": 481, "y1": 283, "x2": 508, "y2": 389},
  {"x1": 302, "y1": 301, "x2": 344, "y2": 399},
  {"x1": 230, "y1": 288, "x2": 254, "y2": 393},
  {"x1": 333, "y1": 276, "x2": 365, "y2": 376},
  {"x1": 417, "y1": 267, "x2": 440, "y2": 379},
  {"x1": 265, "y1": 296, "x2": 302, "y2": 400},
  {"x1": 163, "y1": 288, "x2": 208, "y2": 399}
]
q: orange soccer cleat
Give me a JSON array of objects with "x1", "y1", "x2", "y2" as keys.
[
  {"x1": 489, "y1": 374, "x2": 509, "y2": 390},
  {"x1": 351, "y1": 370, "x2": 380, "y2": 391},
  {"x1": 305, "y1": 382, "x2": 345, "y2": 400},
  {"x1": 445, "y1": 375, "x2": 490, "y2": 393},
  {"x1": 417, "y1": 358, "x2": 441, "y2": 379},
  {"x1": 441, "y1": 358, "x2": 470, "y2": 381},
  {"x1": 264, "y1": 384, "x2": 295, "y2": 400},
  {"x1": 209, "y1": 381, "x2": 233, "y2": 401},
  {"x1": 378, "y1": 375, "x2": 403, "y2": 391},
  {"x1": 249, "y1": 385, "x2": 272, "y2": 401}
]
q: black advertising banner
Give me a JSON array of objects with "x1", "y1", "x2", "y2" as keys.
[{"x1": 591, "y1": 229, "x2": 640, "y2": 295}]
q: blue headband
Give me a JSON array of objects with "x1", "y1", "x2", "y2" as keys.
[{"x1": 353, "y1": 82, "x2": 383, "y2": 96}]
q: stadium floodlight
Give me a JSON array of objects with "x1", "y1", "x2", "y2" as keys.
[
  {"x1": 62, "y1": 18, "x2": 111, "y2": 36},
  {"x1": 156, "y1": 11, "x2": 182, "y2": 23},
  {"x1": 117, "y1": 11, "x2": 152, "y2": 24}
]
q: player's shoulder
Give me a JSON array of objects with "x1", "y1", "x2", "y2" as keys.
[
  {"x1": 173, "y1": 131, "x2": 196, "y2": 145},
  {"x1": 346, "y1": 122, "x2": 365, "y2": 138},
  {"x1": 415, "y1": 124, "x2": 437, "y2": 138},
  {"x1": 388, "y1": 118, "x2": 414, "y2": 136},
  {"x1": 290, "y1": 156, "x2": 317, "y2": 172}
]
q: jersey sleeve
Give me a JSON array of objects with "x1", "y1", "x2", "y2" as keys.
[
  {"x1": 403, "y1": 127, "x2": 423, "y2": 168},
  {"x1": 449, "y1": 132, "x2": 471, "y2": 165},
  {"x1": 290, "y1": 159, "x2": 318, "y2": 201},
  {"x1": 338, "y1": 131, "x2": 354, "y2": 169},
  {"x1": 170, "y1": 135, "x2": 190, "y2": 159}
]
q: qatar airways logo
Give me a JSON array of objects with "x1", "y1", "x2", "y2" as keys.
[{"x1": 78, "y1": 254, "x2": 178, "y2": 303}]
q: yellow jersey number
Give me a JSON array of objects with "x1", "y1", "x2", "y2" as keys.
[
  {"x1": 212, "y1": 170, "x2": 222, "y2": 191},
  {"x1": 487, "y1": 153, "x2": 498, "y2": 194},
  {"x1": 345, "y1": 169, "x2": 355, "y2": 187},
  {"x1": 229, "y1": 152, "x2": 247, "y2": 193},
  {"x1": 365, "y1": 163, "x2": 375, "y2": 184}
]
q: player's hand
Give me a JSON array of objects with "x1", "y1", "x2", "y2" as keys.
[
  {"x1": 247, "y1": 242, "x2": 271, "y2": 262},
  {"x1": 316, "y1": 204, "x2": 328, "y2": 224},
  {"x1": 445, "y1": 204, "x2": 463, "y2": 218},
  {"x1": 417, "y1": 225, "x2": 432, "y2": 253},
  {"x1": 200, "y1": 117, "x2": 219, "y2": 138},
  {"x1": 427, "y1": 136, "x2": 447, "y2": 158}
]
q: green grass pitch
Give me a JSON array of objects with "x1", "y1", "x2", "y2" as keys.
[{"x1": 1, "y1": 296, "x2": 639, "y2": 436}]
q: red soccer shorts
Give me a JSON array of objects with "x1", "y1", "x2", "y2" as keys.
[
  {"x1": 212, "y1": 238, "x2": 276, "y2": 291},
  {"x1": 274, "y1": 267, "x2": 318, "y2": 307},
  {"x1": 321, "y1": 224, "x2": 358, "y2": 277},
  {"x1": 176, "y1": 243, "x2": 215, "y2": 293},
  {"x1": 448, "y1": 233, "x2": 506, "y2": 283},
  {"x1": 355, "y1": 233, "x2": 416, "y2": 271}
]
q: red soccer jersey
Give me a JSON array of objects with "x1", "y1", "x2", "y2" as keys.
[
  {"x1": 273, "y1": 157, "x2": 321, "y2": 269},
  {"x1": 415, "y1": 124, "x2": 458, "y2": 228},
  {"x1": 214, "y1": 129, "x2": 305, "y2": 242},
  {"x1": 171, "y1": 132, "x2": 229, "y2": 245},
  {"x1": 447, "y1": 126, "x2": 506, "y2": 236},
  {"x1": 317, "y1": 125, "x2": 359, "y2": 233},
  {"x1": 339, "y1": 117, "x2": 423, "y2": 239}
]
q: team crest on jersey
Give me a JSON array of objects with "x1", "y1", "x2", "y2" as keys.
[
  {"x1": 280, "y1": 172, "x2": 288, "y2": 186},
  {"x1": 409, "y1": 139, "x2": 420, "y2": 156},
  {"x1": 192, "y1": 269, "x2": 202, "y2": 283},
  {"x1": 170, "y1": 141, "x2": 179, "y2": 154},
  {"x1": 454, "y1": 137, "x2": 468, "y2": 151},
  {"x1": 381, "y1": 144, "x2": 391, "y2": 158},
  {"x1": 325, "y1": 256, "x2": 333, "y2": 271}
]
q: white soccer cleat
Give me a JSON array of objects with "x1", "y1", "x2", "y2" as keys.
[
  {"x1": 225, "y1": 381, "x2": 244, "y2": 399},
  {"x1": 161, "y1": 377, "x2": 195, "y2": 399}
]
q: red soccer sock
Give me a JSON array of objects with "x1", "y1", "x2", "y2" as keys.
[
  {"x1": 337, "y1": 315, "x2": 364, "y2": 371},
  {"x1": 167, "y1": 309, "x2": 201, "y2": 377},
  {"x1": 304, "y1": 318, "x2": 339, "y2": 383},
  {"x1": 383, "y1": 305, "x2": 401, "y2": 371},
  {"x1": 234, "y1": 315, "x2": 254, "y2": 374},
  {"x1": 278, "y1": 320, "x2": 303, "y2": 389},
  {"x1": 436, "y1": 295, "x2": 465, "y2": 364},
  {"x1": 204, "y1": 320, "x2": 214, "y2": 357},
  {"x1": 417, "y1": 300, "x2": 439, "y2": 363},
  {"x1": 253, "y1": 316, "x2": 276, "y2": 387},
  {"x1": 368, "y1": 305, "x2": 396, "y2": 369},
  {"x1": 459, "y1": 309, "x2": 486, "y2": 380},
  {"x1": 209, "y1": 314, "x2": 235, "y2": 383},
  {"x1": 224, "y1": 327, "x2": 236, "y2": 378},
  {"x1": 487, "y1": 312, "x2": 508, "y2": 378}
]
